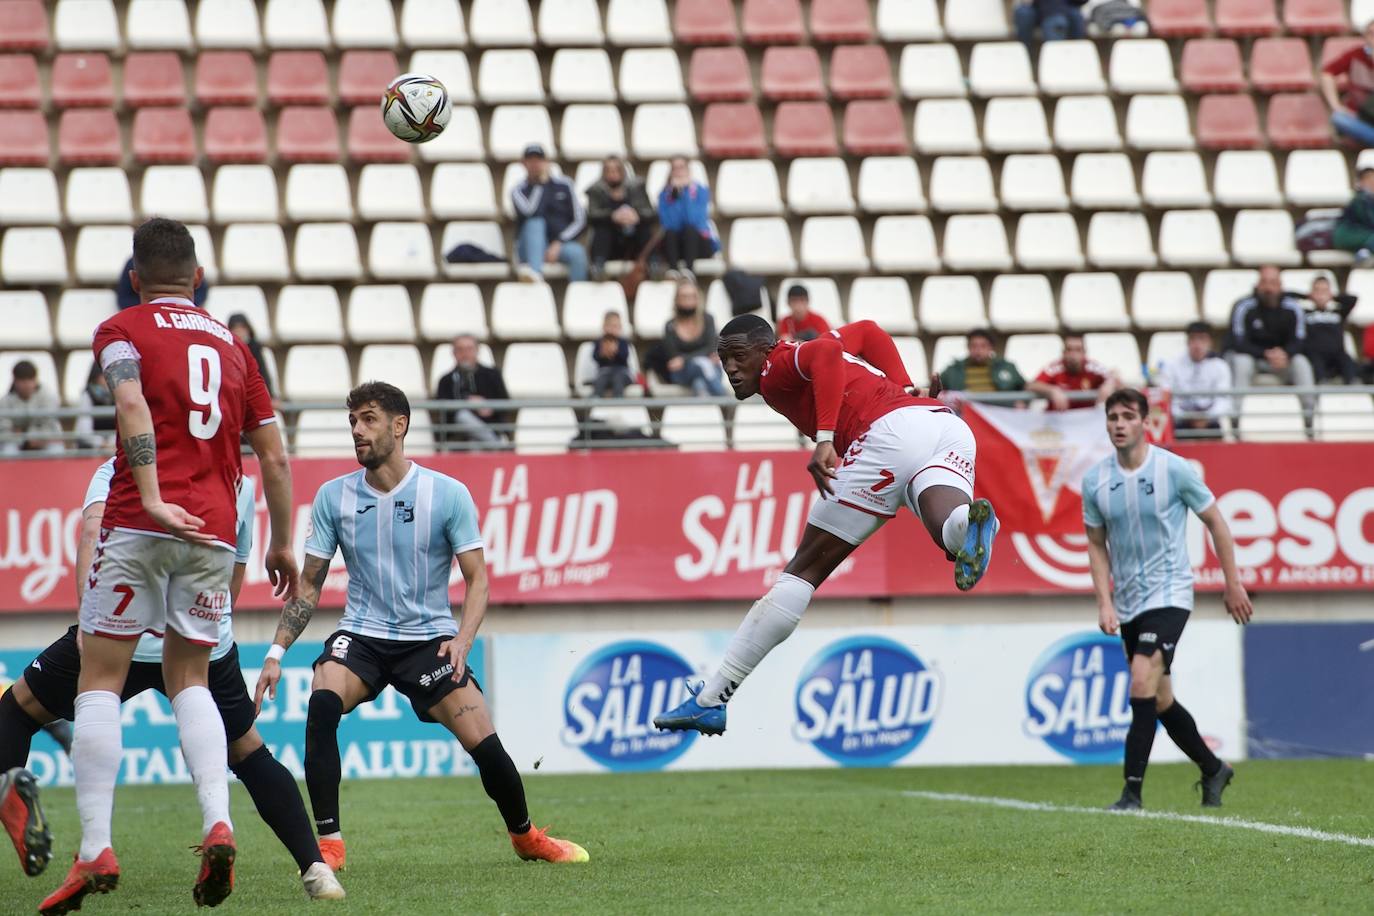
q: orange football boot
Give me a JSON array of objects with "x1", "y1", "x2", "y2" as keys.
[
  {"x1": 192, "y1": 821, "x2": 235, "y2": 908},
  {"x1": 510, "y1": 826, "x2": 589, "y2": 864},
  {"x1": 38, "y1": 848, "x2": 119, "y2": 916},
  {"x1": 318, "y1": 836, "x2": 346, "y2": 872},
  {"x1": 0, "y1": 767, "x2": 51, "y2": 876}
]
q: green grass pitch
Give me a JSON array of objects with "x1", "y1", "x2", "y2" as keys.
[{"x1": 3, "y1": 760, "x2": 1369, "y2": 914}]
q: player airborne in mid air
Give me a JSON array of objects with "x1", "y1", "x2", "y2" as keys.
[{"x1": 655, "y1": 317, "x2": 999, "y2": 736}]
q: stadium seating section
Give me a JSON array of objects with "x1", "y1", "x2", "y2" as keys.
[{"x1": 2, "y1": 0, "x2": 1373, "y2": 452}]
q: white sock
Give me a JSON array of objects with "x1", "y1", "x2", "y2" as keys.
[
  {"x1": 73, "y1": 690, "x2": 122, "y2": 861},
  {"x1": 320, "y1": 831, "x2": 342, "y2": 842},
  {"x1": 698, "y1": 574, "x2": 815, "y2": 707},
  {"x1": 942, "y1": 503, "x2": 971, "y2": 555},
  {"x1": 171, "y1": 686, "x2": 232, "y2": 835}
]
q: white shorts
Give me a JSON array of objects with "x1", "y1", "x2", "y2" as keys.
[
  {"x1": 80, "y1": 528, "x2": 233, "y2": 648},
  {"x1": 808, "y1": 406, "x2": 977, "y2": 546}
]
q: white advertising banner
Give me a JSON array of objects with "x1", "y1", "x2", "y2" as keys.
[{"x1": 489, "y1": 621, "x2": 1245, "y2": 773}]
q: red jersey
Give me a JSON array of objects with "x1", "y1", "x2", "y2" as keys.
[
  {"x1": 778, "y1": 311, "x2": 832, "y2": 342},
  {"x1": 1034, "y1": 359, "x2": 1111, "y2": 409},
  {"x1": 93, "y1": 298, "x2": 275, "y2": 549},
  {"x1": 759, "y1": 320, "x2": 940, "y2": 454},
  {"x1": 1323, "y1": 44, "x2": 1374, "y2": 111}
]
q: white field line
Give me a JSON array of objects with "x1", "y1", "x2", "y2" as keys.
[{"x1": 902, "y1": 790, "x2": 1374, "y2": 849}]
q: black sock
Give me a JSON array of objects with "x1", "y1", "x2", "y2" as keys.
[
  {"x1": 469, "y1": 734, "x2": 530, "y2": 834},
  {"x1": 0, "y1": 689, "x2": 42, "y2": 772},
  {"x1": 1124, "y1": 696, "x2": 1158, "y2": 798},
  {"x1": 304, "y1": 690, "x2": 344, "y2": 836},
  {"x1": 231, "y1": 745, "x2": 323, "y2": 873},
  {"x1": 1158, "y1": 700, "x2": 1222, "y2": 777}
]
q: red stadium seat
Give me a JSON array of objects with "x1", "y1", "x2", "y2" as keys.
[
  {"x1": 123, "y1": 52, "x2": 186, "y2": 107},
  {"x1": 0, "y1": 110, "x2": 47, "y2": 164},
  {"x1": 205, "y1": 107, "x2": 268, "y2": 163},
  {"x1": 760, "y1": 46, "x2": 823, "y2": 100},
  {"x1": 1321, "y1": 37, "x2": 1365, "y2": 71},
  {"x1": 268, "y1": 51, "x2": 329, "y2": 107},
  {"x1": 810, "y1": 0, "x2": 872, "y2": 43},
  {"x1": 0, "y1": 54, "x2": 39, "y2": 107},
  {"x1": 773, "y1": 101, "x2": 838, "y2": 157},
  {"x1": 276, "y1": 106, "x2": 341, "y2": 162},
  {"x1": 1215, "y1": 0, "x2": 1279, "y2": 37},
  {"x1": 829, "y1": 45, "x2": 893, "y2": 99},
  {"x1": 338, "y1": 50, "x2": 399, "y2": 107},
  {"x1": 58, "y1": 109, "x2": 120, "y2": 165},
  {"x1": 702, "y1": 102, "x2": 767, "y2": 157},
  {"x1": 1266, "y1": 92, "x2": 1333, "y2": 149},
  {"x1": 0, "y1": 1, "x2": 48, "y2": 51},
  {"x1": 51, "y1": 53, "x2": 113, "y2": 107},
  {"x1": 196, "y1": 51, "x2": 257, "y2": 106},
  {"x1": 1147, "y1": 0, "x2": 1212, "y2": 37},
  {"x1": 131, "y1": 108, "x2": 196, "y2": 164},
  {"x1": 843, "y1": 99, "x2": 907, "y2": 154},
  {"x1": 1250, "y1": 39, "x2": 1315, "y2": 93},
  {"x1": 1195, "y1": 93, "x2": 1262, "y2": 149},
  {"x1": 674, "y1": 0, "x2": 737, "y2": 44},
  {"x1": 1180, "y1": 39, "x2": 1245, "y2": 93},
  {"x1": 347, "y1": 106, "x2": 413, "y2": 163},
  {"x1": 742, "y1": 0, "x2": 804, "y2": 44},
  {"x1": 1284, "y1": 0, "x2": 1348, "y2": 35},
  {"x1": 689, "y1": 47, "x2": 752, "y2": 102}
]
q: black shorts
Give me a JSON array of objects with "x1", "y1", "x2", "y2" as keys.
[
  {"x1": 313, "y1": 629, "x2": 480, "y2": 723},
  {"x1": 1120, "y1": 607, "x2": 1190, "y2": 675},
  {"x1": 23, "y1": 625, "x2": 257, "y2": 744}
]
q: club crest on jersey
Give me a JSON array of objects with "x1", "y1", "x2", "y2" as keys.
[
  {"x1": 394, "y1": 501, "x2": 415, "y2": 523},
  {"x1": 1024, "y1": 633, "x2": 1131, "y2": 763}
]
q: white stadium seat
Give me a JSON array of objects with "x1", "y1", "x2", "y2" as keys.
[
  {"x1": 1231, "y1": 210, "x2": 1301, "y2": 266},
  {"x1": 847, "y1": 277, "x2": 916, "y2": 335},
  {"x1": 605, "y1": 0, "x2": 672, "y2": 45},
  {"x1": 1004, "y1": 333, "x2": 1063, "y2": 382},
  {"x1": 74, "y1": 225, "x2": 133, "y2": 284},
  {"x1": 1084, "y1": 332, "x2": 1143, "y2": 386},
  {"x1": 1015, "y1": 213, "x2": 1084, "y2": 270},
  {"x1": 358, "y1": 344, "x2": 426, "y2": 396},
  {"x1": 929, "y1": 335, "x2": 967, "y2": 377},
  {"x1": 440, "y1": 221, "x2": 508, "y2": 279},
  {"x1": 877, "y1": 0, "x2": 941, "y2": 41},
  {"x1": 188, "y1": 224, "x2": 217, "y2": 282},
  {"x1": 283, "y1": 345, "x2": 351, "y2": 400},
  {"x1": 513, "y1": 408, "x2": 577, "y2": 454},
  {"x1": 858, "y1": 157, "x2": 926, "y2": 213},
  {"x1": 660, "y1": 405, "x2": 727, "y2": 451},
  {"x1": 285, "y1": 165, "x2": 354, "y2": 221},
  {"x1": 550, "y1": 48, "x2": 616, "y2": 102},
  {"x1": 1061, "y1": 273, "x2": 1130, "y2": 330},
  {"x1": 212, "y1": 165, "x2": 279, "y2": 223},
  {"x1": 62, "y1": 350, "x2": 95, "y2": 405},
  {"x1": 420, "y1": 106, "x2": 485, "y2": 161},
  {"x1": 204, "y1": 286, "x2": 271, "y2": 344},
  {"x1": 196, "y1": 0, "x2": 260, "y2": 49},
  {"x1": 969, "y1": 42, "x2": 1035, "y2": 96},
  {"x1": 332, "y1": 0, "x2": 397, "y2": 47},
  {"x1": 1038, "y1": 41, "x2": 1104, "y2": 95},
  {"x1": 929, "y1": 156, "x2": 997, "y2": 212},
  {"x1": 871, "y1": 216, "x2": 940, "y2": 273},
  {"x1": 894, "y1": 336, "x2": 930, "y2": 382},
  {"x1": 914, "y1": 99, "x2": 981, "y2": 154},
  {"x1": 983, "y1": 97, "x2": 1051, "y2": 153},
  {"x1": 539, "y1": 0, "x2": 603, "y2": 45},
  {"x1": 715, "y1": 160, "x2": 783, "y2": 216},
  {"x1": 1202, "y1": 269, "x2": 1258, "y2": 327},
  {"x1": 800, "y1": 217, "x2": 869, "y2": 273},
  {"x1": 1109, "y1": 39, "x2": 1177, "y2": 93},
  {"x1": 562, "y1": 282, "x2": 629, "y2": 340},
  {"x1": 0, "y1": 292, "x2": 51, "y2": 348},
  {"x1": 263, "y1": 0, "x2": 330, "y2": 48},
  {"x1": 1316, "y1": 393, "x2": 1374, "y2": 442},
  {"x1": 1342, "y1": 269, "x2": 1374, "y2": 325},
  {"x1": 1159, "y1": 210, "x2": 1228, "y2": 268},
  {"x1": 989, "y1": 274, "x2": 1058, "y2": 332},
  {"x1": 294, "y1": 222, "x2": 363, "y2": 280},
  {"x1": 490, "y1": 282, "x2": 560, "y2": 340},
  {"x1": 1141, "y1": 152, "x2": 1211, "y2": 208},
  {"x1": 706, "y1": 278, "x2": 756, "y2": 328},
  {"x1": 1132, "y1": 272, "x2": 1200, "y2": 330},
  {"x1": 1238, "y1": 394, "x2": 1306, "y2": 442},
  {"x1": 57, "y1": 290, "x2": 117, "y2": 348},
  {"x1": 1, "y1": 228, "x2": 67, "y2": 285},
  {"x1": 1054, "y1": 95, "x2": 1121, "y2": 151},
  {"x1": 1284, "y1": 150, "x2": 1351, "y2": 207},
  {"x1": 409, "y1": 50, "x2": 475, "y2": 104},
  {"x1": 294, "y1": 409, "x2": 358, "y2": 457},
  {"x1": 1146, "y1": 331, "x2": 1188, "y2": 370},
  {"x1": 141, "y1": 166, "x2": 209, "y2": 222},
  {"x1": 919, "y1": 276, "x2": 987, "y2": 334},
  {"x1": 347, "y1": 285, "x2": 415, "y2": 342},
  {"x1": 1086, "y1": 212, "x2": 1156, "y2": 269},
  {"x1": 560, "y1": 105, "x2": 626, "y2": 160},
  {"x1": 1000, "y1": 155, "x2": 1068, "y2": 210},
  {"x1": 470, "y1": 0, "x2": 534, "y2": 45},
  {"x1": 368, "y1": 222, "x2": 436, "y2": 279},
  {"x1": 1070, "y1": 153, "x2": 1140, "y2": 209},
  {"x1": 728, "y1": 218, "x2": 796, "y2": 274},
  {"x1": 488, "y1": 105, "x2": 555, "y2": 161},
  {"x1": 418, "y1": 283, "x2": 487, "y2": 342},
  {"x1": 430, "y1": 164, "x2": 496, "y2": 219},
  {"x1": 731, "y1": 403, "x2": 801, "y2": 450},
  {"x1": 631, "y1": 104, "x2": 698, "y2": 158},
  {"x1": 943, "y1": 215, "x2": 1011, "y2": 272},
  {"x1": 618, "y1": 48, "x2": 685, "y2": 102},
  {"x1": 900, "y1": 43, "x2": 965, "y2": 98},
  {"x1": 400, "y1": 0, "x2": 466, "y2": 47},
  {"x1": 65, "y1": 168, "x2": 132, "y2": 224},
  {"x1": 503, "y1": 342, "x2": 572, "y2": 397},
  {"x1": 944, "y1": 0, "x2": 1008, "y2": 39},
  {"x1": 0, "y1": 169, "x2": 60, "y2": 224},
  {"x1": 787, "y1": 158, "x2": 855, "y2": 215},
  {"x1": 1126, "y1": 95, "x2": 1194, "y2": 150},
  {"x1": 275, "y1": 286, "x2": 345, "y2": 343},
  {"x1": 1280, "y1": 268, "x2": 1337, "y2": 296},
  {"x1": 633, "y1": 280, "x2": 675, "y2": 339},
  {"x1": 777, "y1": 277, "x2": 844, "y2": 328},
  {"x1": 478, "y1": 49, "x2": 544, "y2": 104},
  {"x1": 54, "y1": 0, "x2": 120, "y2": 50},
  {"x1": 1213, "y1": 151, "x2": 1283, "y2": 208}
]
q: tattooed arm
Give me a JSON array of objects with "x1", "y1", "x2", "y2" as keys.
[
  {"x1": 74, "y1": 501, "x2": 105, "y2": 605},
  {"x1": 254, "y1": 554, "x2": 331, "y2": 712}
]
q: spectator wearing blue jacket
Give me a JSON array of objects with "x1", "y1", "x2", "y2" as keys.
[
  {"x1": 511, "y1": 143, "x2": 588, "y2": 282},
  {"x1": 657, "y1": 157, "x2": 719, "y2": 274},
  {"x1": 1013, "y1": 0, "x2": 1088, "y2": 49}
]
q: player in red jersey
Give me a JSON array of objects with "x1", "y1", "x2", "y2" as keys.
[
  {"x1": 655, "y1": 316, "x2": 999, "y2": 736},
  {"x1": 41, "y1": 219, "x2": 298, "y2": 916}
]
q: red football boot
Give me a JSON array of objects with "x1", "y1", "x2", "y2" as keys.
[
  {"x1": 192, "y1": 821, "x2": 235, "y2": 908},
  {"x1": 38, "y1": 848, "x2": 119, "y2": 916}
]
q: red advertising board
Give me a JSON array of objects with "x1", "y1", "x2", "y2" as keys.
[{"x1": 1, "y1": 443, "x2": 1372, "y2": 612}]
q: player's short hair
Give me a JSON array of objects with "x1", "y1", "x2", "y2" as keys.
[
  {"x1": 132, "y1": 217, "x2": 197, "y2": 282},
  {"x1": 967, "y1": 328, "x2": 995, "y2": 346},
  {"x1": 347, "y1": 381, "x2": 411, "y2": 435},
  {"x1": 1105, "y1": 388, "x2": 1149, "y2": 417},
  {"x1": 718, "y1": 314, "x2": 777, "y2": 348},
  {"x1": 1185, "y1": 320, "x2": 1211, "y2": 337}
]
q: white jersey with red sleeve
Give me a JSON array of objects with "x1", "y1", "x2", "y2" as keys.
[{"x1": 92, "y1": 297, "x2": 275, "y2": 550}]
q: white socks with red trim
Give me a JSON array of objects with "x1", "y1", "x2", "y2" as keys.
[
  {"x1": 172, "y1": 686, "x2": 232, "y2": 834},
  {"x1": 73, "y1": 690, "x2": 121, "y2": 860},
  {"x1": 698, "y1": 573, "x2": 816, "y2": 708},
  {"x1": 942, "y1": 503, "x2": 971, "y2": 556}
]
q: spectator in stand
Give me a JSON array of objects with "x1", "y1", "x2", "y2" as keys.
[
  {"x1": 587, "y1": 156, "x2": 656, "y2": 281},
  {"x1": 226, "y1": 313, "x2": 277, "y2": 400},
  {"x1": 593, "y1": 311, "x2": 634, "y2": 398},
  {"x1": 1013, "y1": 0, "x2": 1088, "y2": 50},
  {"x1": 1304, "y1": 276, "x2": 1359, "y2": 384},
  {"x1": 116, "y1": 255, "x2": 207, "y2": 309},
  {"x1": 657, "y1": 157, "x2": 718, "y2": 276},
  {"x1": 777, "y1": 285, "x2": 831, "y2": 342},
  {"x1": 511, "y1": 143, "x2": 588, "y2": 283},
  {"x1": 74, "y1": 361, "x2": 117, "y2": 451},
  {"x1": 1334, "y1": 168, "x2": 1374, "y2": 263},
  {"x1": 1156, "y1": 322, "x2": 1232, "y2": 438},
  {"x1": 432, "y1": 334, "x2": 512, "y2": 447},
  {"x1": 662, "y1": 279, "x2": 726, "y2": 396},
  {"x1": 1028, "y1": 333, "x2": 1119, "y2": 410},
  {"x1": 0, "y1": 360, "x2": 63, "y2": 454},
  {"x1": 1321, "y1": 19, "x2": 1374, "y2": 148},
  {"x1": 939, "y1": 329, "x2": 1026, "y2": 395},
  {"x1": 1225, "y1": 266, "x2": 1316, "y2": 405}
]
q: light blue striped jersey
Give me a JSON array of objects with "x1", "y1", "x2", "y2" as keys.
[
  {"x1": 83, "y1": 458, "x2": 254, "y2": 663},
  {"x1": 304, "y1": 462, "x2": 483, "y2": 641},
  {"x1": 1081, "y1": 445, "x2": 1215, "y2": 623}
]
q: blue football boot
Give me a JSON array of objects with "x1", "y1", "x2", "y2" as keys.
[
  {"x1": 954, "y1": 498, "x2": 1000, "y2": 592},
  {"x1": 653, "y1": 681, "x2": 727, "y2": 736}
]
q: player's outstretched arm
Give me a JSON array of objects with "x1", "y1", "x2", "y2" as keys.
[
  {"x1": 254, "y1": 554, "x2": 329, "y2": 713},
  {"x1": 1085, "y1": 525, "x2": 1118, "y2": 635},
  {"x1": 437, "y1": 548, "x2": 489, "y2": 683},
  {"x1": 1197, "y1": 504, "x2": 1254, "y2": 625},
  {"x1": 246, "y1": 422, "x2": 298, "y2": 599}
]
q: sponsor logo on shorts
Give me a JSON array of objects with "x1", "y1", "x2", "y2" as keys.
[
  {"x1": 561, "y1": 641, "x2": 696, "y2": 771},
  {"x1": 1024, "y1": 633, "x2": 1131, "y2": 763},
  {"x1": 330, "y1": 635, "x2": 352, "y2": 659},
  {"x1": 1139, "y1": 632, "x2": 1157, "y2": 644},
  {"x1": 944, "y1": 450, "x2": 974, "y2": 480},
  {"x1": 793, "y1": 636, "x2": 939, "y2": 767},
  {"x1": 418, "y1": 663, "x2": 454, "y2": 688},
  {"x1": 1162, "y1": 642, "x2": 1175, "y2": 651},
  {"x1": 188, "y1": 606, "x2": 223, "y2": 622}
]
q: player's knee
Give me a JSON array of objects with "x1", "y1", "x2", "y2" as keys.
[
  {"x1": 306, "y1": 690, "x2": 345, "y2": 735},
  {"x1": 9, "y1": 677, "x2": 56, "y2": 725},
  {"x1": 1128, "y1": 652, "x2": 1162, "y2": 694},
  {"x1": 228, "y1": 742, "x2": 271, "y2": 775},
  {"x1": 227, "y1": 727, "x2": 265, "y2": 766}
]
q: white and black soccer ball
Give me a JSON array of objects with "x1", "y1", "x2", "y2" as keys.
[{"x1": 380, "y1": 73, "x2": 451, "y2": 143}]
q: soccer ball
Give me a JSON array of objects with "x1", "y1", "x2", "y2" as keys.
[{"x1": 380, "y1": 73, "x2": 451, "y2": 143}]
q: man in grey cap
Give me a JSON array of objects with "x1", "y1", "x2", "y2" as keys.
[{"x1": 510, "y1": 143, "x2": 588, "y2": 282}]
